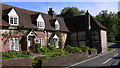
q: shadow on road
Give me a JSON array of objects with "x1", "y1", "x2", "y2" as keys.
[{"x1": 108, "y1": 43, "x2": 120, "y2": 48}]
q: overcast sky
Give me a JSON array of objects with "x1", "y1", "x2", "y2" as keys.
[{"x1": 2, "y1": 1, "x2": 119, "y2": 16}]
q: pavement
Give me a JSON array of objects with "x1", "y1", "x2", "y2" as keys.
[{"x1": 67, "y1": 42, "x2": 120, "y2": 68}]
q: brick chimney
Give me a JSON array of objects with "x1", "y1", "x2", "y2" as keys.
[
  {"x1": 86, "y1": 10, "x2": 91, "y2": 30},
  {"x1": 85, "y1": 10, "x2": 92, "y2": 47},
  {"x1": 48, "y1": 8, "x2": 55, "y2": 18}
]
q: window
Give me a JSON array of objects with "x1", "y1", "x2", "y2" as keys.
[
  {"x1": 10, "y1": 38, "x2": 19, "y2": 51},
  {"x1": 8, "y1": 8, "x2": 19, "y2": 26},
  {"x1": 9, "y1": 16, "x2": 18, "y2": 26},
  {"x1": 37, "y1": 21, "x2": 45, "y2": 29},
  {"x1": 55, "y1": 24, "x2": 60, "y2": 30},
  {"x1": 55, "y1": 20, "x2": 60, "y2": 30},
  {"x1": 10, "y1": 17, "x2": 13, "y2": 24},
  {"x1": 39, "y1": 38, "x2": 44, "y2": 48}
]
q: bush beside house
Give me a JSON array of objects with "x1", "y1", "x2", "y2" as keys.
[
  {"x1": 1, "y1": 45, "x2": 97, "y2": 67},
  {"x1": 32, "y1": 44, "x2": 97, "y2": 67}
]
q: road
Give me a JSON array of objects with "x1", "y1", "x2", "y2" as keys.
[{"x1": 67, "y1": 43, "x2": 120, "y2": 68}]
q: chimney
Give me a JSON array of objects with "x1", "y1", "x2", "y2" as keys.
[
  {"x1": 48, "y1": 8, "x2": 55, "y2": 18},
  {"x1": 86, "y1": 10, "x2": 91, "y2": 30},
  {"x1": 85, "y1": 10, "x2": 92, "y2": 47}
]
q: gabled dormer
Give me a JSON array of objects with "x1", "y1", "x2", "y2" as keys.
[
  {"x1": 36, "y1": 14, "x2": 45, "y2": 29},
  {"x1": 8, "y1": 8, "x2": 19, "y2": 26},
  {"x1": 55, "y1": 20, "x2": 60, "y2": 30}
]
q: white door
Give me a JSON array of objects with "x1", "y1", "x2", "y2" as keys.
[
  {"x1": 28, "y1": 37, "x2": 33, "y2": 48},
  {"x1": 54, "y1": 38, "x2": 59, "y2": 48}
]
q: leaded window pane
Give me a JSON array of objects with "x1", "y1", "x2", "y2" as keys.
[
  {"x1": 14, "y1": 18, "x2": 17, "y2": 24},
  {"x1": 10, "y1": 17, "x2": 13, "y2": 24}
]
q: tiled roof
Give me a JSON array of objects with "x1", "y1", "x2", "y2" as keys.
[
  {"x1": 64, "y1": 14, "x2": 107, "y2": 32},
  {"x1": 2, "y1": 3, "x2": 69, "y2": 32}
]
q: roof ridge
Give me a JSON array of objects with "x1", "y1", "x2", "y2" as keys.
[{"x1": 2, "y1": 3, "x2": 49, "y2": 15}]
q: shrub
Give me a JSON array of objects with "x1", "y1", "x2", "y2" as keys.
[
  {"x1": 19, "y1": 51, "x2": 33, "y2": 57},
  {"x1": 64, "y1": 45, "x2": 82, "y2": 53},
  {"x1": 35, "y1": 43, "x2": 41, "y2": 53},
  {"x1": 108, "y1": 48, "x2": 114, "y2": 51},
  {"x1": 80, "y1": 45, "x2": 90, "y2": 52},
  {"x1": 32, "y1": 56, "x2": 51, "y2": 66},
  {"x1": 89, "y1": 48, "x2": 96, "y2": 51},
  {"x1": 75, "y1": 47, "x2": 83, "y2": 53},
  {"x1": 2, "y1": 51, "x2": 19, "y2": 59},
  {"x1": 40, "y1": 46, "x2": 50, "y2": 53},
  {"x1": 50, "y1": 52, "x2": 61, "y2": 57},
  {"x1": 47, "y1": 45, "x2": 57, "y2": 51},
  {"x1": 1, "y1": 50, "x2": 33, "y2": 59}
]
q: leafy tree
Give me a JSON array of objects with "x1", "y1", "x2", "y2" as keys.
[
  {"x1": 95, "y1": 10, "x2": 119, "y2": 42},
  {"x1": 59, "y1": 7, "x2": 85, "y2": 18}
]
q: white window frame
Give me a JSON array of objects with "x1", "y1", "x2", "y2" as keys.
[
  {"x1": 9, "y1": 16, "x2": 19, "y2": 26},
  {"x1": 37, "y1": 21, "x2": 45, "y2": 29},
  {"x1": 36, "y1": 14, "x2": 45, "y2": 29},
  {"x1": 8, "y1": 8, "x2": 19, "y2": 26},
  {"x1": 39, "y1": 38, "x2": 45, "y2": 48},
  {"x1": 55, "y1": 20, "x2": 60, "y2": 30},
  {"x1": 9, "y1": 38, "x2": 19, "y2": 51}
]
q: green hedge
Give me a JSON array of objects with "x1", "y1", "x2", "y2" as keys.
[
  {"x1": 1, "y1": 50, "x2": 33, "y2": 59},
  {"x1": 32, "y1": 45, "x2": 94, "y2": 66}
]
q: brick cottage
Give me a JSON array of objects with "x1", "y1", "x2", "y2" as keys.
[{"x1": 1, "y1": 3, "x2": 108, "y2": 53}]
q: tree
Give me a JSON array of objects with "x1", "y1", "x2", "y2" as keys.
[
  {"x1": 59, "y1": 7, "x2": 85, "y2": 18},
  {"x1": 95, "y1": 10, "x2": 119, "y2": 42}
]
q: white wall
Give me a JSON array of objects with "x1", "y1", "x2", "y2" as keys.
[{"x1": 100, "y1": 30, "x2": 108, "y2": 53}]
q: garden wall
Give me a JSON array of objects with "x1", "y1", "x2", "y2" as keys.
[
  {"x1": 1, "y1": 57, "x2": 33, "y2": 68},
  {"x1": 40, "y1": 50, "x2": 97, "y2": 68},
  {"x1": 1, "y1": 49, "x2": 97, "y2": 68}
]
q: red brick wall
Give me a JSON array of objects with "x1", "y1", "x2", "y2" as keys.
[{"x1": 1, "y1": 57, "x2": 32, "y2": 67}]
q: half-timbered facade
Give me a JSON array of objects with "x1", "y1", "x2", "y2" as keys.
[{"x1": 64, "y1": 11, "x2": 108, "y2": 53}]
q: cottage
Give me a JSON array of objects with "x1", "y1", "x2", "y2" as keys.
[
  {"x1": 64, "y1": 11, "x2": 108, "y2": 53},
  {"x1": 1, "y1": 3, "x2": 107, "y2": 53},
  {"x1": 1, "y1": 4, "x2": 68, "y2": 52}
]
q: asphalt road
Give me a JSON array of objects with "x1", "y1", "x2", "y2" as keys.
[{"x1": 67, "y1": 43, "x2": 120, "y2": 68}]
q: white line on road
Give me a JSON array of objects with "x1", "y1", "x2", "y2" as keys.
[
  {"x1": 102, "y1": 53, "x2": 118, "y2": 65},
  {"x1": 114, "y1": 53, "x2": 118, "y2": 57},
  {"x1": 103, "y1": 58, "x2": 112, "y2": 64},
  {"x1": 66, "y1": 49, "x2": 116, "y2": 68}
]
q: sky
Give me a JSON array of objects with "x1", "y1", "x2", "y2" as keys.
[{"x1": 2, "y1": 1, "x2": 119, "y2": 16}]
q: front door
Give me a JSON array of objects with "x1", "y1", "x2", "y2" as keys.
[
  {"x1": 28, "y1": 36, "x2": 35, "y2": 51},
  {"x1": 54, "y1": 38, "x2": 59, "y2": 48}
]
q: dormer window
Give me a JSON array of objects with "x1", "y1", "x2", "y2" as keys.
[
  {"x1": 9, "y1": 17, "x2": 18, "y2": 25},
  {"x1": 36, "y1": 14, "x2": 45, "y2": 29},
  {"x1": 55, "y1": 20, "x2": 60, "y2": 30},
  {"x1": 37, "y1": 21, "x2": 45, "y2": 29},
  {"x1": 8, "y1": 8, "x2": 19, "y2": 26}
]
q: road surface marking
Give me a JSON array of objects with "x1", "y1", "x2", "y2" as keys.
[
  {"x1": 66, "y1": 49, "x2": 116, "y2": 68},
  {"x1": 114, "y1": 53, "x2": 118, "y2": 57},
  {"x1": 103, "y1": 58, "x2": 112, "y2": 64}
]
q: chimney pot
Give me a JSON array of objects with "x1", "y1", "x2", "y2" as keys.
[{"x1": 48, "y1": 8, "x2": 55, "y2": 18}]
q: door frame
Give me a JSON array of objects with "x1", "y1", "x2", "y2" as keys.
[{"x1": 27, "y1": 31, "x2": 37, "y2": 51}]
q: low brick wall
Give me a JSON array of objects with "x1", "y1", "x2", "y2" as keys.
[
  {"x1": 91, "y1": 49, "x2": 97, "y2": 56},
  {"x1": 39, "y1": 50, "x2": 97, "y2": 68},
  {"x1": 88, "y1": 49, "x2": 98, "y2": 58},
  {"x1": 1, "y1": 50, "x2": 97, "y2": 68},
  {"x1": 40, "y1": 52, "x2": 88, "y2": 68},
  {"x1": 1, "y1": 57, "x2": 33, "y2": 68}
]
